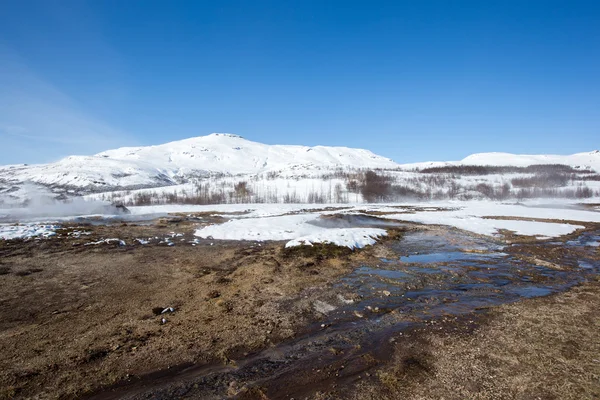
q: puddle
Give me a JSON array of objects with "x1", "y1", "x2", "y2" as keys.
[
  {"x1": 566, "y1": 233, "x2": 600, "y2": 248},
  {"x1": 399, "y1": 251, "x2": 505, "y2": 264},
  {"x1": 309, "y1": 214, "x2": 407, "y2": 229},
  {"x1": 579, "y1": 261, "x2": 595, "y2": 270},
  {"x1": 509, "y1": 286, "x2": 554, "y2": 298},
  {"x1": 354, "y1": 266, "x2": 411, "y2": 280}
]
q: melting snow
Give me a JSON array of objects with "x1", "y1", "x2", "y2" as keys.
[
  {"x1": 85, "y1": 238, "x2": 126, "y2": 246},
  {"x1": 0, "y1": 224, "x2": 59, "y2": 240},
  {"x1": 194, "y1": 213, "x2": 387, "y2": 249}
]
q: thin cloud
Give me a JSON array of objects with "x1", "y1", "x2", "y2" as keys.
[{"x1": 0, "y1": 45, "x2": 135, "y2": 163}]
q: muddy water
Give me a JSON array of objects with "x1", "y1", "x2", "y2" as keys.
[{"x1": 89, "y1": 228, "x2": 600, "y2": 400}]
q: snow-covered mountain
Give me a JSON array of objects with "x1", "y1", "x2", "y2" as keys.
[
  {"x1": 460, "y1": 151, "x2": 600, "y2": 171},
  {"x1": 1, "y1": 133, "x2": 599, "y2": 206},
  {"x1": 0, "y1": 133, "x2": 399, "y2": 195},
  {"x1": 400, "y1": 150, "x2": 600, "y2": 172},
  {"x1": 96, "y1": 133, "x2": 398, "y2": 175}
]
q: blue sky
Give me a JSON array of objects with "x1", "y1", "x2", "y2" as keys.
[{"x1": 1, "y1": 0, "x2": 599, "y2": 164}]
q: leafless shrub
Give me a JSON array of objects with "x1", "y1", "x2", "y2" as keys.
[
  {"x1": 359, "y1": 171, "x2": 393, "y2": 202},
  {"x1": 420, "y1": 164, "x2": 589, "y2": 175},
  {"x1": 511, "y1": 173, "x2": 569, "y2": 188},
  {"x1": 580, "y1": 174, "x2": 600, "y2": 181},
  {"x1": 283, "y1": 192, "x2": 301, "y2": 203},
  {"x1": 333, "y1": 183, "x2": 347, "y2": 203},
  {"x1": 307, "y1": 191, "x2": 326, "y2": 204}
]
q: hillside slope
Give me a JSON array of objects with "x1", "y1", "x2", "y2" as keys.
[
  {"x1": 401, "y1": 150, "x2": 600, "y2": 172},
  {"x1": 96, "y1": 133, "x2": 398, "y2": 175},
  {"x1": 0, "y1": 134, "x2": 399, "y2": 196}
]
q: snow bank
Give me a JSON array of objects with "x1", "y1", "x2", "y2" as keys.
[{"x1": 285, "y1": 229, "x2": 385, "y2": 248}]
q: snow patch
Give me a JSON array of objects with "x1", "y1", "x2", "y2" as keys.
[
  {"x1": 194, "y1": 213, "x2": 387, "y2": 249},
  {"x1": 0, "y1": 223, "x2": 58, "y2": 240}
]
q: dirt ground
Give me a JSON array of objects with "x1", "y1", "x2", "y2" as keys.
[
  {"x1": 0, "y1": 217, "x2": 599, "y2": 399},
  {"x1": 0, "y1": 220, "x2": 375, "y2": 399}
]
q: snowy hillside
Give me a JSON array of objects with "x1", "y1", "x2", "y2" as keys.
[
  {"x1": 459, "y1": 151, "x2": 600, "y2": 171},
  {"x1": 0, "y1": 156, "x2": 174, "y2": 190},
  {"x1": 96, "y1": 133, "x2": 398, "y2": 175},
  {"x1": 1, "y1": 133, "x2": 599, "y2": 206},
  {"x1": 0, "y1": 134, "x2": 397, "y2": 195},
  {"x1": 402, "y1": 150, "x2": 600, "y2": 172}
]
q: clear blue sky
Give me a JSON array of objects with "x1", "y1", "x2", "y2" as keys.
[{"x1": 1, "y1": 0, "x2": 599, "y2": 164}]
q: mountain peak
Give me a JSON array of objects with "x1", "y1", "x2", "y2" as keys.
[
  {"x1": 206, "y1": 133, "x2": 244, "y2": 139},
  {"x1": 92, "y1": 134, "x2": 399, "y2": 176}
]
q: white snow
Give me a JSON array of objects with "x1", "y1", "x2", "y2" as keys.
[
  {"x1": 377, "y1": 201, "x2": 596, "y2": 237},
  {"x1": 460, "y1": 151, "x2": 600, "y2": 171},
  {"x1": 2, "y1": 134, "x2": 599, "y2": 210},
  {"x1": 84, "y1": 238, "x2": 126, "y2": 246},
  {"x1": 403, "y1": 150, "x2": 600, "y2": 172},
  {"x1": 97, "y1": 133, "x2": 398, "y2": 175},
  {"x1": 0, "y1": 223, "x2": 58, "y2": 240},
  {"x1": 2, "y1": 199, "x2": 599, "y2": 245},
  {"x1": 0, "y1": 134, "x2": 398, "y2": 194},
  {"x1": 188, "y1": 200, "x2": 598, "y2": 243},
  {"x1": 194, "y1": 213, "x2": 387, "y2": 249},
  {"x1": 389, "y1": 212, "x2": 583, "y2": 237},
  {"x1": 285, "y1": 229, "x2": 385, "y2": 248}
]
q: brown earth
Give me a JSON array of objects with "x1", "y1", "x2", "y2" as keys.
[
  {"x1": 0, "y1": 218, "x2": 598, "y2": 399},
  {"x1": 0, "y1": 220, "x2": 382, "y2": 399}
]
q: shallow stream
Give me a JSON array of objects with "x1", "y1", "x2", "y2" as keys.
[{"x1": 89, "y1": 227, "x2": 600, "y2": 400}]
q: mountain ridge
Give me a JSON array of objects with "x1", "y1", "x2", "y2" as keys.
[{"x1": 1, "y1": 134, "x2": 599, "y2": 201}]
